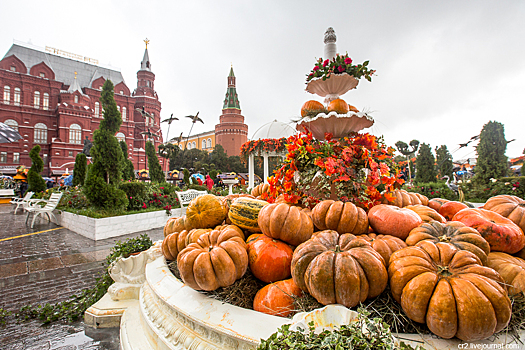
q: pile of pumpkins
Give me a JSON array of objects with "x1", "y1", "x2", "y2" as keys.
[
  {"x1": 162, "y1": 188, "x2": 525, "y2": 342},
  {"x1": 301, "y1": 98, "x2": 359, "y2": 117}
]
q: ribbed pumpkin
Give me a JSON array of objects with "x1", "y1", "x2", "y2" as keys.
[
  {"x1": 389, "y1": 241, "x2": 511, "y2": 341},
  {"x1": 164, "y1": 216, "x2": 186, "y2": 237},
  {"x1": 221, "y1": 193, "x2": 255, "y2": 211},
  {"x1": 251, "y1": 183, "x2": 270, "y2": 197},
  {"x1": 247, "y1": 234, "x2": 294, "y2": 283},
  {"x1": 185, "y1": 194, "x2": 227, "y2": 229},
  {"x1": 214, "y1": 224, "x2": 245, "y2": 240},
  {"x1": 382, "y1": 189, "x2": 428, "y2": 207},
  {"x1": 428, "y1": 198, "x2": 449, "y2": 212},
  {"x1": 161, "y1": 231, "x2": 181, "y2": 261},
  {"x1": 487, "y1": 252, "x2": 525, "y2": 296},
  {"x1": 327, "y1": 98, "x2": 349, "y2": 114},
  {"x1": 484, "y1": 195, "x2": 525, "y2": 233},
  {"x1": 228, "y1": 198, "x2": 269, "y2": 232},
  {"x1": 405, "y1": 221, "x2": 490, "y2": 265},
  {"x1": 453, "y1": 208, "x2": 525, "y2": 254},
  {"x1": 177, "y1": 228, "x2": 248, "y2": 291},
  {"x1": 405, "y1": 204, "x2": 446, "y2": 223},
  {"x1": 253, "y1": 279, "x2": 303, "y2": 317},
  {"x1": 357, "y1": 233, "x2": 407, "y2": 267},
  {"x1": 311, "y1": 200, "x2": 368, "y2": 235},
  {"x1": 368, "y1": 204, "x2": 422, "y2": 240},
  {"x1": 258, "y1": 203, "x2": 313, "y2": 246},
  {"x1": 178, "y1": 228, "x2": 213, "y2": 251},
  {"x1": 300, "y1": 100, "x2": 325, "y2": 117},
  {"x1": 439, "y1": 201, "x2": 469, "y2": 221},
  {"x1": 291, "y1": 230, "x2": 387, "y2": 307}
]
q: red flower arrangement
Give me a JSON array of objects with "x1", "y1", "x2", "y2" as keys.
[
  {"x1": 306, "y1": 53, "x2": 376, "y2": 83},
  {"x1": 264, "y1": 132, "x2": 404, "y2": 209},
  {"x1": 240, "y1": 138, "x2": 288, "y2": 159}
]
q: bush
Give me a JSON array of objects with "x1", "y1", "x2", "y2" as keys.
[
  {"x1": 145, "y1": 141, "x2": 165, "y2": 183},
  {"x1": 119, "y1": 182, "x2": 147, "y2": 210},
  {"x1": 73, "y1": 153, "x2": 87, "y2": 186},
  {"x1": 461, "y1": 176, "x2": 525, "y2": 202},
  {"x1": 27, "y1": 145, "x2": 46, "y2": 193},
  {"x1": 405, "y1": 181, "x2": 458, "y2": 200},
  {"x1": 188, "y1": 184, "x2": 208, "y2": 191}
]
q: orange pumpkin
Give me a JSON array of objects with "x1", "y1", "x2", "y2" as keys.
[
  {"x1": 161, "y1": 231, "x2": 181, "y2": 261},
  {"x1": 487, "y1": 252, "x2": 525, "y2": 296},
  {"x1": 327, "y1": 98, "x2": 349, "y2": 114},
  {"x1": 428, "y1": 198, "x2": 449, "y2": 212},
  {"x1": 247, "y1": 234, "x2": 294, "y2": 283},
  {"x1": 405, "y1": 221, "x2": 490, "y2": 265},
  {"x1": 389, "y1": 241, "x2": 511, "y2": 341},
  {"x1": 300, "y1": 100, "x2": 325, "y2": 117},
  {"x1": 251, "y1": 183, "x2": 270, "y2": 197},
  {"x1": 357, "y1": 233, "x2": 407, "y2": 266},
  {"x1": 382, "y1": 189, "x2": 428, "y2": 208},
  {"x1": 185, "y1": 194, "x2": 227, "y2": 229},
  {"x1": 253, "y1": 279, "x2": 303, "y2": 317},
  {"x1": 368, "y1": 204, "x2": 422, "y2": 240},
  {"x1": 438, "y1": 201, "x2": 469, "y2": 221},
  {"x1": 311, "y1": 200, "x2": 368, "y2": 235},
  {"x1": 164, "y1": 216, "x2": 186, "y2": 237},
  {"x1": 405, "y1": 204, "x2": 446, "y2": 223},
  {"x1": 177, "y1": 228, "x2": 248, "y2": 291},
  {"x1": 258, "y1": 203, "x2": 313, "y2": 246},
  {"x1": 177, "y1": 229, "x2": 212, "y2": 254},
  {"x1": 291, "y1": 230, "x2": 387, "y2": 307},
  {"x1": 484, "y1": 195, "x2": 525, "y2": 233},
  {"x1": 453, "y1": 208, "x2": 525, "y2": 254},
  {"x1": 214, "y1": 224, "x2": 245, "y2": 240},
  {"x1": 347, "y1": 104, "x2": 359, "y2": 113}
]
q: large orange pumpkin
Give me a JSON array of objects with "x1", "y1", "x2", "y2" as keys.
[
  {"x1": 368, "y1": 204, "x2": 422, "y2": 240},
  {"x1": 291, "y1": 230, "x2": 387, "y2": 307},
  {"x1": 247, "y1": 234, "x2": 294, "y2": 283},
  {"x1": 487, "y1": 252, "x2": 525, "y2": 296},
  {"x1": 327, "y1": 98, "x2": 349, "y2": 114},
  {"x1": 405, "y1": 221, "x2": 490, "y2": 265},
  {"x1": 177, "y1": 228, "x2": 248, "y2": 291},
  {"x1": 428, "y1": 198, "x2": 449, "y2": 212},
  {"x1": 453, "y1": 208, "x2": 525, "y2": 254},
  {"x1": 162, "y1": 231, "x2": 181, "y2": 261},
  {"x1": 438, "y1": 201, "x2": 469, "y2": 221},
  {"x1": 484, "y1": 195, "x2": 525, "y2": 233},
  {"x1": 389, "y1": 241, "x2": 511, "y2": 341},
  {"x1": 405, "y1": 204, "x2": 446, "y2": 223},
  {"x1": 311, "y1": 200, "x2": 368, "y2": 235},
  {"x1": 185, "y1": 194, "x2": 227, "y2": 229},
  {"x1": 357, "y1": 233, "x2": 407, "y2": 266},
  {"x1": 258, "y1": 203, "x2": 313, "y2": 246},
  {"x1": 300, "y1": 100, "x2": 325, "y2": 117},
  {"x1": 164, "y1": 216, "x2": 187, "y2": 237},
  {"x1": 253, "y1": 279, "x2": 303, "y2": 317},
  {"x1": 382, "y1": 189, "x2": 428, "y2": 207},
  {"x1": 251, "y1": 183, "x2": 270, "y2": 197},
  {"x1": 177, "y1": 228, "x2": 213, "y2": 252}
]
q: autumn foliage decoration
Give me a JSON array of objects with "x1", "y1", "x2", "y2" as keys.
[
  {"x1": 265, "y1": 132, "x2": 403, "y2": 209},
  {"x1": 240, "y1": 137, "x2": 288, "y2": 159}
]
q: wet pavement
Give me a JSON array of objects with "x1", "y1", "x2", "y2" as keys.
[{"x1": 0, "y1": 204, "x2": 165, "y2": 350}]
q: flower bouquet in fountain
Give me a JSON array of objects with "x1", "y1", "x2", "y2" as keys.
[{"x1": 264, "y1": 131, "x2": 404, "y2": 209}]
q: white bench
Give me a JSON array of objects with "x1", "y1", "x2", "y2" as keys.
[
  {"x1": 176, "y1": 189, "x2": 207, "y2": 213},
  {"x1": 0, "y1": 189, "x2": 15, "y2": 204}
]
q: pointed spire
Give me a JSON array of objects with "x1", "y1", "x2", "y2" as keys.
[
  {"x1": 140, "y1": 38, "x2": 152, "y2": 72},
  {"x1": 68, "y1": 71, "x2": 83, "y2": 94},
  {"x1": 223, "y1": 66, "x2": 240, "y2": 110}
]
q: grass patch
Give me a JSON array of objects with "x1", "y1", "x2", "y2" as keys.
[{"x1": 57, "y1": 206, "x2": 173, "y2": 218}]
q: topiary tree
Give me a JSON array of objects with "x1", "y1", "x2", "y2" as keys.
[
  {"x1": 435, "y1": 145, "x2": 453, "y2": 179},
  {"x1": 73, "y1": 153, "x2": 87, "y2": 186},
  {"x1": 145, "y1": 141, "x2": 165, "y2": 183},
  {"x1": 395, "y1": 140, "x2": 419, "y2": 183},
  {"x1": 183, "y1": 168, "x2": 190, "y2": 186},
  {"x1": 473, "y1": 121, "x2": 508, "y2": 186},
  {"x1": 120, "y1": 140, "x2": 135, "y2": 181},
  {"x1": 415, "y1": 143, "x2": 437, "y2": 183},
  {"x1": 84, "y1": 80, "x2": 128, "y2": 210},
  {"x1": 27, "y1": 145, "x2": 46, "y2": 193}
]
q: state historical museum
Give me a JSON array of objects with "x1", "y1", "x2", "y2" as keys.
[{"x1": 0, "y1": 41, "x2": 162, "y2": 176}]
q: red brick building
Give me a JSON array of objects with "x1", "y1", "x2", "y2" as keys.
[
  {"x1": 214, "y1": 66, "x2": 248, "y2": 156},
  {"x1": 0, "y1": 41, "x2": 162, "y2": 176}
]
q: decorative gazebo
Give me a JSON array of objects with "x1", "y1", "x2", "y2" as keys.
[{"x1": 243, "y1": 120, "x2": 297, "y2": 189}]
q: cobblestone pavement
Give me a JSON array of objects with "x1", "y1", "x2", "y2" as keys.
[{"x1": 0, "y1": 204, "x2": 165, "y2": 350}]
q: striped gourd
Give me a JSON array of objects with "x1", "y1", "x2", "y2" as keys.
[{"x1": 228, "y1": 198, "x2": 269, "y2": 232}]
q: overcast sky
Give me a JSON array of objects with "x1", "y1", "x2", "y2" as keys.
[{"x1": 2, "y1": 0, "x2": 524, "y2": 161}]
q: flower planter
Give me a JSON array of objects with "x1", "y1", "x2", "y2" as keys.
[
  {"x1": 306, "y1": 73, "x2": 359, "y2": 104},
  {"x1": 296, "y1": 111, "x2": 374, "y2": 140},
  {"x1": 56, "y1": 208, "x2": 183, "y2": 240}
]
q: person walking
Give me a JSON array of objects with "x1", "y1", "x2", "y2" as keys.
[{"x1": 205, "y1": 175, "x2": 214, "y2": 191}]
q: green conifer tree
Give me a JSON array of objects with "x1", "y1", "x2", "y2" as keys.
[
  {"x1": 415, "y1": 143, "x2": 437, "y2": 183},
  {"x1": 119, "y1": 140, "x2": 135, "y2": 181},
  {"x1": 473, "y1": 121, "x2": 508, "y2": 186},
  {"x1": 183, "y1": 168, "x2": 190, "y2": 186},
  {"x1": 435, "y1": 145, "x2": 453, "y2": 179},
  {"x1": 145, "y1": 141, "x2": 165, "y2": 183},
  {"x1": 73, "y1": 153, "x2": 87, "y2": 186},
  {"x1": 84, "y1": 80, "x2": 128, "y2": 210},
  {"x1": 27, "y1": 145, "x2": 46, "y2": 193}
]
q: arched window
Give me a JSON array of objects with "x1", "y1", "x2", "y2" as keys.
[
  {"x1": 74, "y1": 95, "x2": 78, "y2": 104},
  {"x1": 192, "y1": 142, "x2": 196, "y2": 149},
  {"x1": 122, "y1": 107, "x2": 126, "y2": 121},
  {"x1": 69, "y1": 124, "x2": 82, "y2": 144},
  {"x1": 207, "y1": 138, "x2": 212, "y2": 148},
  {"x1": 4, "y1": 119, "x2": 18, "y2": 132},
  {"x1": 14, "y1": 88, "x2": 20, "y2": 106},
  {"x1": 150, "y1": 112, "x2": 155, "y2": 126},
  {"x1": 3, "y1": 86, "x2": 10, "y2": 104},
  {"x1": 43, "y1": 93, "x2": 49, "y2": 110},
  {"x1": 34, "y1": 91, "x2": 40, "y2": 109},
  {"x1": 116, "y1": 132, "x2": 125, "y2": 143},
  {"x1": 34, "y1": 123, "x2": 47, "y2": 144},
  {"x1": 94, "y1": 102, "x2": 100, "y2": 117},
  {"x1": 202, "y1": 140, "x2": 207, "y2": 149}
]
